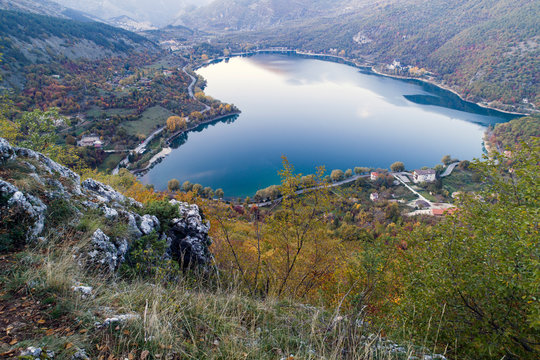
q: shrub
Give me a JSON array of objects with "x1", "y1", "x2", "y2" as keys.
[{"x1": 140, "y1": 200, "x2": 179, "y2": 232}]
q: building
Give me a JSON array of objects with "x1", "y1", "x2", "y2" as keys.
[
  {"x1": 432, "y1": 207, "x2": 458, "y2": 216},
  {"x1": 413, "y1": 169, "x2": 436, "y2": 183},
  {"x1": 370, "y1": 172, "x2": 380, "y2": 181},
  {"x1": 370, "y1": 192, "x2": 379, "y2": 202},
  {"x1": 78, "y1": 135, "x2": 102, "y2": 148}
]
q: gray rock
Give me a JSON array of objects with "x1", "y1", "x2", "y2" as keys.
[
  {"x1": 127, "y1": 212, "x2": 143, "y2": 238},
  {"x1": 82, "y1": 178, "x2": 127, "y2": 204},
  {"x1": 0, "y1": 137, "x2": 16, "y2": 163},
  {"x1": 101, "y1": 205, "x2": 118, "y2": 220},
  {"x1": 168, "y1": 200, "x2": 212, "y2": 268},
  {"x1": 97, "y1": 313, "x2": 140, "y2": 328},
  {"x1": 140, "y1": 214, "x2": 160, "y2": 235},
  {"x1": 0, "y1": 179, "x2": 47, "y2": 239},
  {"x1": 85, "y1": 229, "x2": 128, "y2": 273},
  {"x1": 19, "y1": 346, "x2": 54, "y2": 359},
  {"x1": 71, "y1": 349, "x2": 90, "y2": 360},
  {"x1": 71, "y1": 285, "x2": 93, "y2": 297}
]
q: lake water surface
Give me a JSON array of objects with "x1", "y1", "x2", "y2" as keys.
[{"x1": 141, "y1": 54, "x2": 514, "y2": 198}]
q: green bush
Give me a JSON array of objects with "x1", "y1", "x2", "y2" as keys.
[{"x1": 139, "y1": 200, "x2": 179, "y2": 232}]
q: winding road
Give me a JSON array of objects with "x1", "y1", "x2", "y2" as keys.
[{"x1": 113, "y1": 64, "x2": 211, "y2": 175}]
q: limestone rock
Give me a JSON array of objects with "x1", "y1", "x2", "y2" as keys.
[
  {"x1": 168, "y1": 200, "x2": 212, "y2": 268},
  {"x1": 85, "y1": 229, "x2": 128, "y2": 273},
  {"x1": 82, "y1": 178, "x2": 127, "y2": 204},
  {"x1": 140, "y1": 214, "x2": 160, "y2": 235},
  {"x1": 0, "y1": 179, "x2": 47, "y2": 239},
  {"x1": 0, "y1": 138, "x2": 16, "y2": 163}
]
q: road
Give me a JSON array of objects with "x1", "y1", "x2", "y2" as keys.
[
  {"x1": 392, "y1": 173, "x2": 430, "y2": 203},
  {"x1": 256, "y1": 174, "x2": 369, "y2": 207},
  {"x1": 112, "y1": 65, "x2": 211, "y2": 175},
  {"x1": 440, "y1": 162, "x2": 459, "y2": 177}
]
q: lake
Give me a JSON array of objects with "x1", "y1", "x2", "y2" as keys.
[{"x1": 141, "y1": 54, "x2": 515, "y2": 198}]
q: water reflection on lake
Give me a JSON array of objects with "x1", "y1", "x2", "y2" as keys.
[{"x1": 141, "y1": 54, "x2": 514, "y2": 198}]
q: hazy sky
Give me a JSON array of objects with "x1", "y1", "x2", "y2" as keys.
[{"x1": 54, "y1": 0, "x2": 215, "y2": 25}]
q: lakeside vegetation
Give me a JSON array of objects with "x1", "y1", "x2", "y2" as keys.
[
  {"x1": 0, "y1": 3, "x2": 539, "y2": 359},
  {"x1": 1, "y1": 134, "x2": 537, "y2": 359}
]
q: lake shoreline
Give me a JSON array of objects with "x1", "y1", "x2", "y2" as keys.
[
  {"x1": 132, "y1": 111, "x2": 241, "y2": 175},
  {"x1": 197, "y1": 50, "x2": 530, "y2": 117}
]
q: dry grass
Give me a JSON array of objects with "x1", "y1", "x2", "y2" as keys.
[{"x1": 0, "y1": 237, "x2": 422, "y2": 360}]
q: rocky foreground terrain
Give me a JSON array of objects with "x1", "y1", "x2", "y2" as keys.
[{"x1": 0, "y1": 137, "x2": 212, "y2": 273}]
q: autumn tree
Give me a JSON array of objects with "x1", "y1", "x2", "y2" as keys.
[
  {"x1": 390, "y1": 161, "x2": 405, "y2": 172},
  {"x1": 396, "y1": 142, "x2": 540, "y2": 359},
  {"x1": 166, "y1": 116, "x2": 186, "y2": 132},
  {"x1": 330, "y1": 169, "x2": 344, "y2": 182},
  {"x1": 167, "y1": 179, "x2": 180, "y2": 192},
  {"x1": 215, "y1": 188, "x2": 224, "y2": 199},
  {"x1": 182, "y1": 181, "x2": 193, "y2": 192},
  {"x1": 441, "y1": 154, "x2": 453, "y2": 165}
]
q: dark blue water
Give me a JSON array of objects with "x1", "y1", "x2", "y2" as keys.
[{"x1": 141, "y1": 54, "x2": 514, "y2": 198}]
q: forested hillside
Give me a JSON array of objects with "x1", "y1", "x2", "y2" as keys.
[
  {"x1": 0, "y1": 10, "x2": 158, "y2": 88},
  {"x1": 188, "y1": 0, "x2": 539, "y2": 112}
]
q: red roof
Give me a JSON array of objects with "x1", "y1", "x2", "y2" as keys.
[{"x1": 432, "y1": 208, "x2": 458, "y2": 216}]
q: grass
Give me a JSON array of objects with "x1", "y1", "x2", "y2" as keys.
[
  {"x1": 441, "y1": 169, "x2": 482, "y2": 195},
  {"x1": 0, "y1": 235, "x2": 418, "y2": 360},
  {"x1": 122, "y1": 106, "x2": 176, "y2": 137},
  {"x1": 98, "y1": 153, "x2": 125, "y2": 172}
]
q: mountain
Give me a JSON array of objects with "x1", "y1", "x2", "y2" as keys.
[
  {"x1": 175, "y1": 0, "x2": 356, "y2": 31},
  {"x1": 188, "y1": 0, "x2": 538, "y2": 111},
  {"x1": 54, "y1": 0, "x2": 215, "y2": 27},
  {"x1": 0, "y1": 0, "x2": 100, "y2": 22},
  {"x1": 0, "y1": 9, "x2": 159, "y2": 89},
  {"x1": 108, "y1": 15, "x2": 158, "y2": 32}
]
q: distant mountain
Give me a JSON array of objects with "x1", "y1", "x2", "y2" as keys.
[
  {"x1": 54, "y1": 0, "x2": 215, "y2": 27},
  {"x1": 175, "y1": 0, "x2": 356, "y2": 31},
  {"x1": 108, "y1": 15, "x2": 157, "y2": 32},
  {"x1": 0, "y1": 0, "x2": 100, "y2": 22}
]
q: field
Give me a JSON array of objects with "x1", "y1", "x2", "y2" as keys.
[{"x1": 121, "y1": 106, "x2": 176, "y2": 137}]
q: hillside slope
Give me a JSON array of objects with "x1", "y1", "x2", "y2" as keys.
[
  {"x1": 183, "y1": 0, "x2": 539, "y2": 112},
  {"x1": 0, "y1": 10, "x2": 159, "y2": 89}
]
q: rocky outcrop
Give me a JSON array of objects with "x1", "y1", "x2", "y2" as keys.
[
  {"x1": 84, "y1": 229, "x2": 129, "y2": 273},
  {"x1": 0, "y1": 138, "x2": 16, "y2": 163},
  {"x1": 0, "y1": 138, "x2": 212, "y2": 271},
  {"x1": 168, "y1": 200, "x2": 212, "y2": 268},
  {"x1": 0, "y1": 179, "x2": 47, "y2": 239}
]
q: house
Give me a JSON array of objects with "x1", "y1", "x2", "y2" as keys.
[
  {"x1": 413, "y1": 169, "x2": 436, "y2": 183},
  {"x1": 78, "y1": 135, "x2": 102, "y2": 148},
  {"x1": 370, "y1": 172, "x2": 380, "y2": 181},
  {"x1": 432, "y1": 207, "x2": 458, "y2": 216},
  {"x1": 370, "y1": 192, "x2": 379, "y2": 202}
]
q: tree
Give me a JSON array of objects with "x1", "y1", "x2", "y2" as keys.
[
  {"x1": 355, "y1": 167, "x2": 370, "y2": 175},
  {"x1": 167, "y1": 179, "x2": 180, "y2": 192},
  {"x1": 215, "y1": 188, "x2": 224, "y2": 199},
  {"x1": 182, "y1": 181, "x2": 193, "y2": 192},
  {"x1": 441, "y1": 154, "x2": 453, "y2": 165},
  {"x1": 166, "y1": 116, "x2": 186, "y2": 132},
  {"x1": 203, "y1": 187, "x2": 214, "y2": 198},
  {"x1": 396, "y1": 142, "x2": 540, "y2": 359},
  {"x1": 345, "y1": 169, "x2": 353, "y2": 178},
  {"x1": 330, "y1": 169, "x2": 344, "y2": 182},
  {"x1": 390, "y1": 161, "x2": 405, "y2": 172},
  {"x1": 192, "y1": 183, "x2": 203, "y2": 194}
]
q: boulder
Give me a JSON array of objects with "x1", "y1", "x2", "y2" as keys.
[
  {"x1": 0, "y1": 138, "x2": 16, "y2": 163},
  {"x1": 0, "y1": 179, "x2": 47, "y2": 239},
  {"x1": 168, "y1": 200, "x2": 212, "y2": 268},
  {"x1": 85, "y1": 229, "x2": 128, "y2": 273},
  {"x1": 139, "y1": 214, "x2": 160, "y2": 235},
  {"x1": 82, "y1": 178, "x2": 127, "y2": 204}
]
